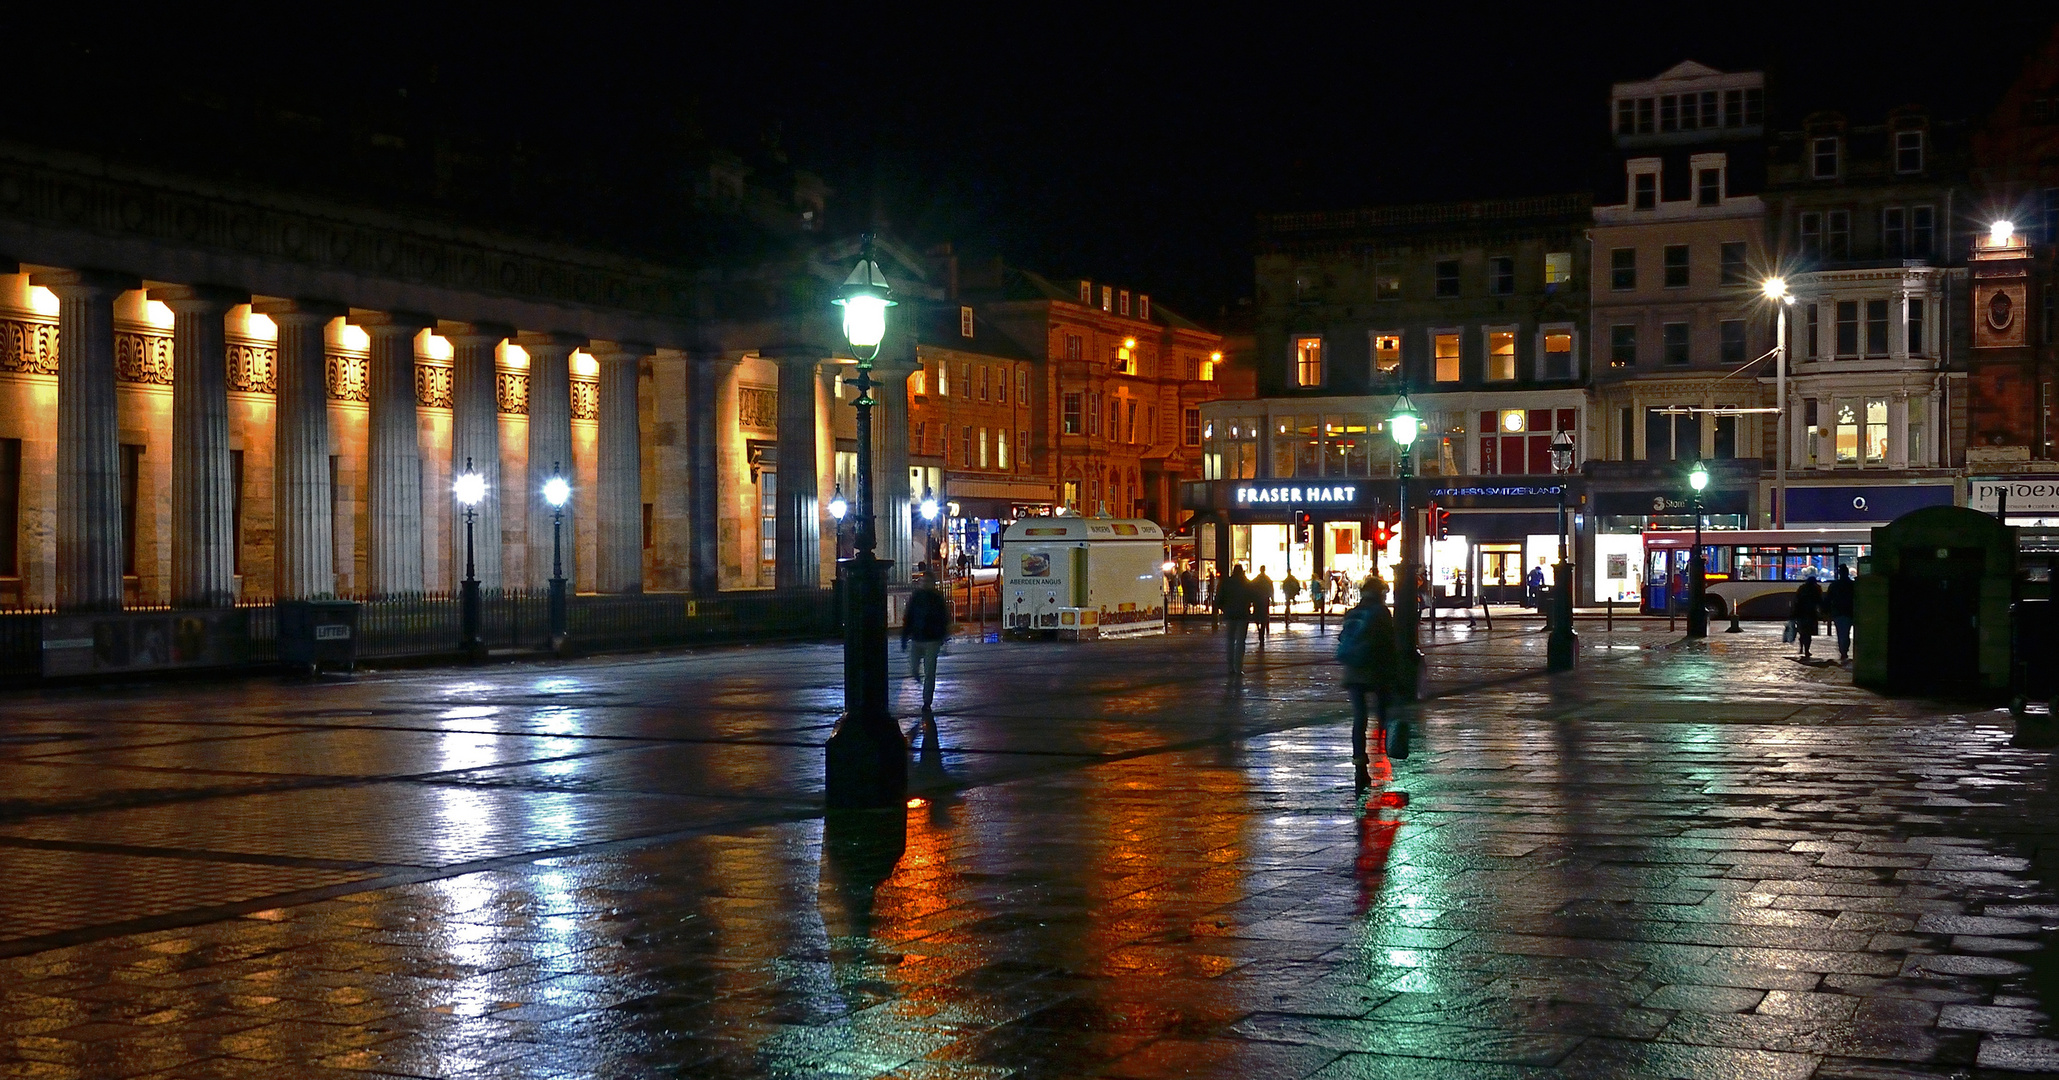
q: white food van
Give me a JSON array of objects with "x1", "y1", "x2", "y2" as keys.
[{"x1": 1000, "y1": 517, "x2": 1166, "y2": 639}]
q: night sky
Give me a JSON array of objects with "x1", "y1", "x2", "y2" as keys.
[{"x1": 17, "y1": 4, "x2": 2053, "y2": 320}]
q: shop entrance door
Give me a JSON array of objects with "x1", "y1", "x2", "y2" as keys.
[
  {"x1": 1645, "y1": 548, "x2": 1689, "y2": 615},
  {"x1": 1480, "y1": 544, "x2": 1523, "y2": 604}
]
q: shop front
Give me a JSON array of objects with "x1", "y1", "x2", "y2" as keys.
[
  {"x1": 1784, "y1": 482, "x2": 1955, "y2": 529},
  {"x1": 1183, "y1": 478, "x2": 1392, "y2": 604},
  {"x1": 1590, "y1": 486, "x2": 1751, "y2": 613},
  {"x1": 1967, "y1": 477, "x2": 2059, "y2": 527},
  {"x1": 1421, "y1": 481, "x2": 1577, "y2": 608}
]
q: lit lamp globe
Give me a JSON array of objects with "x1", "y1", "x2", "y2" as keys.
[
  {"x1": 834, "y1": 255, "x2": 896, "y2": 353},
  {"x1": 919, "y1": 494, "x2": 939, "y2": 522},
  {"x1": 1991, "y1": 220, "x2": 2014, "y2": 246},
  {"x1": 542, "y1": 476, "x2": 571, "y2": 509},
  {"x1": 1689, "y1": 462, "x2": 1710, "y2": 493},
  {"x1": 1550, "y1": 428, "x2": 1574, "y2": 474},
  {"x1": 828, "y1": 487, "x2": 849, "y2": 521},
  {"x1": 1761, "y1": 276, "x2": 1788, "y2": 302},
  {"x1": 453, "y1": 471, "x2": 485, "y2": 507},
  {"x1": 1389, "y1": 394, "x2": 1421, "y2": 449}
]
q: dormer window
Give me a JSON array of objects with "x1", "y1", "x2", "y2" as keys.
[
  {"x1": 1078, "y1": 281, "x2": 1092, "y2": 304},
  {"x1": 959, "y1": 306, "x2": 974, "y2": 338},
  {"x1": 1118, "y1": 290, "x2": 1131, "y2": 316},
  {"x1": 1634, "y1": 172, "x2": 1657, "y2": 210},
  {"x1": 1698, "y1": 169, "x2": 1722, "y2": 206},
  {"x1": 1894, "y1": 129, "x2": 1925, "y2": 174},
  {"x1": 1138, "y1": 295, "x2": 1150, "y2": 321},
  {"x1": 1811, "y1": 136, "x2": 1841, "y2": 180},
  {"x1": 1101, "y1": 286, "x2": 1112, "y2": 312}
]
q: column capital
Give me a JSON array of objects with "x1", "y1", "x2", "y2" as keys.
[
  {"x1": 148, "y1": 283, "x2": 248, "y2": 313},
  {"x1": 251, "y1": 298, "x2": 348, "y2": 325},
  {"x1": 30, "y1": 268, "x2": 139, "y2": 297},
  {"x1": 437, "y1": 320, "x2": 515, "y2": 347},
  {"x1": 349, "y1": 309, "x2": 435, "y2": 335},
  {"x1": 516, "y1": 330, "x2": 587, "y2": 354}
]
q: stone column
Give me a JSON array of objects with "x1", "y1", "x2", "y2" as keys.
[
  {"x1": 774, "y1": 353, "x2": 822, "y2": 591},
  {"x1": 443, "y1": 322, "x2": 511, "y2": 592},
  {"x1": 520, "y1": 332, "x2": 581, "y2": 592},
  {"x1": 153, "y1": 285, "x2": 244, "y2": 608},
  {"x1": 255, "y1": 302, "x2": 344, "y2": 600},
  {"x1": 356, "y1": 312, "x2": 433, "y2": 598},
  {"x1": 684, "y1": 352, "x2": 731, "y2": 597},
  {"x1": 873, "y1": 359, "x2": 915, "y2": 584},
  {"x1": 593, "y1": 341, "x2": 649, "y2": 593},
  {"x1": 36, "y1": 270, "x2": 135, "y2": 611}
]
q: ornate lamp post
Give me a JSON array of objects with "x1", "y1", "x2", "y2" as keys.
[
  {"x1": 1547, "y1": 430, "x2": 1578, "y2": 671},
  {"x1": 543, "y1": 466, "x2": 570, "y2": 653},
  {"x1": 824, "y1": 237, "x2": 907, "y2": 810},
  {"x1": 1388, "y1": 392, "x2": 1423, "y2": 699},
  {"x1": 454, "y1": 459, "x2": 487, "y2": 663},
  {"x1": 1687, "y1": 461, "x2": 1710, "y2": 638}
]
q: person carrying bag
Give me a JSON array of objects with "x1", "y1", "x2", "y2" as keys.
[{"x1": 1336, "y1": 577, "x2": 1409, "y2": 790}]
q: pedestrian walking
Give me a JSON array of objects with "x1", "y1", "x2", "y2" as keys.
[
  {"x1": 901, "y1": 573, "x2": 952, "y2": 715},
  {"x1": 1179, "y1": 565, "x2": 1199, "y2": 609},
  {"x1": 1792, "y1": 569, "x2": 1824, "y2": 659},
  {"x1": 1826, "y1": 564, "x2": 1855, "y2": 663},
  {"x1": 1336, "y1": 576, "x2": 1406, "y2": 790},
  {"x1": 1252, "y1": 568, "x2": 1274, "y2": 644},
  {"x1": 1219, "y1": 565, "x2": 1255, "y2": 679},
  {"x1": 1283, "y1": 572, "x2": 1303, "y2": 615}
]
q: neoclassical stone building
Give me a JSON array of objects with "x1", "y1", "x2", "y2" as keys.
[{"x1": 0, "y1": 140, "x2": 927, "y2": 614}]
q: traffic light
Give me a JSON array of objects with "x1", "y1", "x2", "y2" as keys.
[
  {"x1": 1432, "y1": 506, "x2": 1452, "y2": 541},
  {"x1": 1292, "y1": 509, "x2": 1311, "y2": 544},
  {"x1": 1372, "y1": 517, "x2": 1391, "y2": 551}
]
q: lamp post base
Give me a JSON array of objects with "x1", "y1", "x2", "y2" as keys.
[
  {"x1": 460, "y1": 579, "x2": 485, "y2": 664},
  {"x1": 1547, "y1": 560, "x2": 1577, "y2": 672},
  {"x1": 547, "y1": 577, "x2": 568, "y2": 656},
  {"x1": 826, "y1": 551, "x2": 906, "y2": 810}
]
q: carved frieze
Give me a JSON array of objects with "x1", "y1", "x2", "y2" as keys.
[
  {"x1": 227, "y1": 342, "x2": 276, "y2": 395},
  {"x1": 0, "y1": 318, "x2": 58, "y2": 375},
  {"x1": 739, "y1": 385, "x2": 777, "y2": 431},
  {"x1": 496, "y1": 370, "x2": 528, "y2": 415},
  {"x1": 327, "y1": 353, "x2": 368, "y2": 403},
  {"x1": 415, "y1": 362, "x2": 453, "y2": 409},
  {"x1": 115, "y1": 331, "x2": 173, "y2": 386},
  {"x1": 571, "y1": 378, "x2": 598, "y2": 421}
]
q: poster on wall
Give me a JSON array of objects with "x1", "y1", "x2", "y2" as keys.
[{"x1": 1607, "y1": 554, "x2": 1628, "y2": 579}]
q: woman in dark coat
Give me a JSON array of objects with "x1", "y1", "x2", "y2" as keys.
[
  {"x1": 1791, "y1": 569, "x2": 1825, "y2": 659},
  {"x1": 1337, "y1": 577, "x2": 1404, "y2": 787}
]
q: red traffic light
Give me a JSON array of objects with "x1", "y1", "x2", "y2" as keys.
[{"x1": 1372, "y1": 519, "x2": 1392, "y2": 551}]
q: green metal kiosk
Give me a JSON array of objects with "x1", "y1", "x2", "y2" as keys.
[{"x1": 1853, "y1": 506, "x2": 2015, "y2": 695}]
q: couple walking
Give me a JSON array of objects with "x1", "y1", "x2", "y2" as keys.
[{"x1": 1217, "y1": 565, "x2": 1274, "y2": 677}]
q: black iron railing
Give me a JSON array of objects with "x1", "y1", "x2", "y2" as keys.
[{"x1": 0, "y1": 590, "x2": 836, "y2": 678}]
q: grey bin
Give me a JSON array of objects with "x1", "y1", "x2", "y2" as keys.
[{"x1": 277, "y1": 600, "x2": 360, "y2": 674}]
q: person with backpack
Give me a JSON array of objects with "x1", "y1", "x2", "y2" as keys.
[
  {"x1": 1218, "y1": 565, "x2": 1255, "y2": 679},
  {"x1": 1825, "y1": 563, "x2": 1855, "y2": 664},
  {"x1": 1791, "y1": 568, "x2": 1824, "y2": 660},
  {"x1": 1282, "y1": 571, "x2": 1302, "y2": 615},
  {"x1": 901, "y1": 573, "x2": 952, "y2": 714},
  {"x1": 1337, "y1": 576, "x2": 1407, "y2": 789}
]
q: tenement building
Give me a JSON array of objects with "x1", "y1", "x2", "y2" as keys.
[
  {"x1": 1762, "y1": 101, "x2": 1971, "y2": 531},
  {"x1": 1192, "y1": 194, "x2": 1592, "y2": 603},
  {"x1": 0, "y1": 138, "x2": 934, "y2": 643}
]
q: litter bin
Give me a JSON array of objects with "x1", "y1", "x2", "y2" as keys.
[{"x1": 277, "y1": 600, "x2": 360, "y2": 674}]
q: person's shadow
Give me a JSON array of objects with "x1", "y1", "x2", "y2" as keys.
[{"x1": 908, "y1": 708, "x2": 952, "y2": 791}]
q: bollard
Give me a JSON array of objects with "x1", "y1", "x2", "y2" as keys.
[{"x1": 1606, "y1": 598, "x2": 1613, "y2": 633}]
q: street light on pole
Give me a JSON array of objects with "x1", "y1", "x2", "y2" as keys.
[
  {"x1": 1687, "y1": 461, "x2": 1710, "y2": 639},
  {"x1": 824, "y1": 236, "x2": 907, "y2": 810},
  {"x1": 1547, "y1": 430, "x2": 1577, "y2": 671},
  {"x1": 543, "y1": 466, "x2": 570, "y2": 654},
  {"x1": 918, "y1": 488, "x2": 940, "y2": 580},
  {"x1": 1762, "y1": 277, "x2": 1796, "y2": 529},
  {"x1": 454, "y1": 459, "x2": 486, "y2": 663},
  {"x1": 1388, "y1": 392, "x2": 1423, "y2": 700}
]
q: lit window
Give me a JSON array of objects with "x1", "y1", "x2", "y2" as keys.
[
  {"x1": 1865, "y1": 399, "x2": 1888, "y2": 463},
  {"x1": 1434, "y1": 332, "x2": 1460, "y2": 382},
  {"x1": 1487, "y1": 330, "x2": 1515, "y2": 381},
  {"x1": 938, "y1": 365, "x2": 950, "y2": 396},
  {"x1": 1543, "y1": 331, "x2": 1573, "y2": 378},
  {"x1": 910, "y1": 369, "x2": 926, "y2": 396},
  {"x1": 1372, "y1": 333, "x2": 1401, "y2": 376},
  {"x1": 996, "y1": 429, "x2": 1007, "y2": 469},
  {"x1": 1812, "y1": 136, "x2": 1840, "y2": 180},
  {"x1": 1375, "y1": 272, "x2": 1401, "y2": 300},
  {"x1": 959, "y1": 306, "x2": 974, "y2": 338},
  {"x1": 1101, "y1": 286, "x2": 1112, "y2": 312},
  {"x1": 1835, "y1": 404, "x2": 1858, "y2": 462},
  {"x1": 1895, "y1": 130, "x2": 1924, "y2": 174},
  {"x1": 1078, "y1": 281, "x2": 1091, "y2": 304},
  {"x1": 1294, "y1": 337, "x2": 1324, "y2": 387},
  {"x1": 1544, "y1": 252, "x2": 1572, "y2": 286}
]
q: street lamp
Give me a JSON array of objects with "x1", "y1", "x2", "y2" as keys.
[
  {"x1": 1687, "y1": 461, "x2": 1710, "y2": 639},
  {"x1": 1547, "y1": 430, "x2": 1577, "y2": 672},
  {"x1": 1762, "y1": 276, "x2": 1796, "y2": 529},
  {"x1": 543, "y1": 466, "x2": 570, "y2": 654},
  {"x1": 454, "y1": 459, "x2": 487, "y2": 663},
  {"x1": 918, "y1": 487, "x2": 940, "y2": 580},
  {"x1": 1388, "y1": 392, "x2": 1423, "y2": 699},
  {"x1": 824, "y1": 237, "x2": 907, "y2": 810}
]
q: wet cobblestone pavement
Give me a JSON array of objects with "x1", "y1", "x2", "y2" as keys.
[{"x1": 0, "y1": 618, "x2": 2055, "y2": 1078}]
